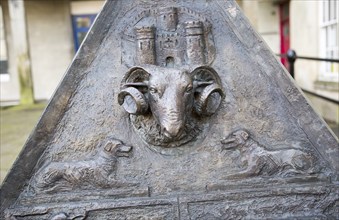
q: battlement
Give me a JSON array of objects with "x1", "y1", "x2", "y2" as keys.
[
  {"x1": 157, "y1": 33, "x2": 180, "y2": 39},
  {"x1": 135, "y1": 26, "x2": 155, "y2": 40},
  {"x1": 185, "y1": 21, "x2": 204, "y2": 36},
  {"x1": 159, "y1": 7, "x2": 177, "y2": 15}
]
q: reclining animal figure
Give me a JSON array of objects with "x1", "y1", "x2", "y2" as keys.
[
  {"x1": 221, "y1": 130, "x2": 317, "y2": 178},
  {"x1": 33, "y1": 138, "x2": 133, "y2": 193}
]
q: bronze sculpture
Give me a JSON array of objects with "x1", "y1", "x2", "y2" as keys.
[
  {"x1": 1, "y1": 1, "x2": 338, "y2": 219},
  {"x1": 118, "y1": 65, "x2": 224, "y2": 147}
]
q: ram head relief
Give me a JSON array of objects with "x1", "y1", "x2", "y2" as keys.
[{"x1": 118, "y1": 65, "x2": 225, "y2": 147}]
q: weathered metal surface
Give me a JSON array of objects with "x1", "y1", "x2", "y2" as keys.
[{"x1": 1, "y1": 0, "x2": 338, "y2": 219}]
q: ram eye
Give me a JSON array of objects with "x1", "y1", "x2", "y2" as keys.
[
  {"x1": 185, "y1": 85, "x2": 193, "y2": 93},
  {"x1": 149, "y1": 87, "x2": 158, "y2": 93}
]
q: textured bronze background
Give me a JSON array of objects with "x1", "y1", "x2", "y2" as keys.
[{"x1": 1, "y1": 0, "x2": 338, "y2": 219}]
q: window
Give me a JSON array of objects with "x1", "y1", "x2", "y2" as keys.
[
  {"x1": 0, "y1": 5, "x2": 9, "y2": 81},
  {"x1": 319, "y1": 0, "x2": 339, "y2": 82},
  {"x1": 71, "y1": 14, "x2": 97, "y2": 52}
]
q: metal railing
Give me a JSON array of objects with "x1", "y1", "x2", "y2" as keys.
[{"x1": 276, "y1": 49, "x2": 339, "y2": 105}]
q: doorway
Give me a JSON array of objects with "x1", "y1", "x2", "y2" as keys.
[{"x1": 279, "y1": 1, "x2": 290, "y2": 68}]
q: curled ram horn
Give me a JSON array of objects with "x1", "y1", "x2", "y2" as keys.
[
  {"x1": 118, "y1": 67, "x2": 150, "y2": 115},
  {"x1": 195, "y1": 83, "x2": 224, "y2": 116},
  {"x1": 118, "y1": 87, "x2": 148, "y2": 114},
  {"x1": 191, "y1": 66, "x2": 225, "y2": 116}
]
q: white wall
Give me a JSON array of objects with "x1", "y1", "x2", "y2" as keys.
[
  {"x1": 0, "y1": 1, "x2": 20, "y2": 104},
  {"x1": 24, "y1": 0, "x2": 105, "y2": 101},
  {"x1": 290, "y1": 0, "x2": 338, "y2": 123},
  {"x1": 239, "y1": 0, "x2": 259, "y2": 29},
  {"x1": 24, "y1": 0, "x2": 74, "y2": 101},
  {"x1": 237, "y1": 0, "x2": 338, "y2": 123},
  {"x1": 70, "y1": 1, "x2": 105, "y2": 15},
  {"x1": 0, "y1": 5, "x2": 7, "y2": 61},
  {"x1": 290, "y1": 0, "x2": 320, "y2": 91},
  {"x1": 257, "y1": 0, "x2": 280, "y2": 54},
  {"x1": 238, "y1": 0, "x2": 280, "y2": 54}
]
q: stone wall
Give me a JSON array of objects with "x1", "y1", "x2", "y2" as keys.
[
  {"x1": 0, "y1": 1, "x2": 20, "y2": 104},
  {"x1": 24, "y1": 0, "x2": 74, "y2": 101}
]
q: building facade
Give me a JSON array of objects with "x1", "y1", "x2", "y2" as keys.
[
  {"x1": 0, "y1": 0, "x2": 338, "y2": 124},
  {"x1": 0, "y1": 0, "x2": 104, "y2": 105},
  {"x1": 238, "y1": 0, "x2": 338, "y2": 124}
]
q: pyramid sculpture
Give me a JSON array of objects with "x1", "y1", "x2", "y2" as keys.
[{"x1": 1, "y1": 0, "x2": 338, "y2": 219}]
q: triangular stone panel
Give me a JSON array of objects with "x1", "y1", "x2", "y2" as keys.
[{"x1": 1, "y1": 0, "x2": 338, "y2": 219}]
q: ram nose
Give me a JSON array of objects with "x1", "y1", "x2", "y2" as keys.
[{"x1": 162, "y1": 124, "x2": 183, "y2": 139}]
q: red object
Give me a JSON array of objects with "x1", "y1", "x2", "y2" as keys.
[{"x1": 279, "y1": 1, "x2": 290, "y2": 69}]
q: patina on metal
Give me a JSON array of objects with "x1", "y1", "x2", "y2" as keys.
[
  {"x1": 1, "y1": 0, "x2": 338, "y2": 219},
  {"x1": 118, "y1": 65, "x2": 224, "y2": 148}
]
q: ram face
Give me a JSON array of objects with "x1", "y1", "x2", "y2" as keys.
[{"x1": 118, "y1": 65, "x2": 224, "y2": 147}]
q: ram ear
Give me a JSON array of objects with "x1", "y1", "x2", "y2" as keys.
[
  {"x1": 121, "y1": 67, "x2": 150, "y2": 88},
  {"x1": 191, "y1": 66, "x2": 225, "y2": 116},
  {"x1": 191, "y1": 66, "x2": 223, "y2": 86}
]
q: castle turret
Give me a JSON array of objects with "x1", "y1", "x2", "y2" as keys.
[
  {"x1": 185, "y1": 21, "x2": 205, "y2": 65},
  {"x1": 159, "y1": 7, "x2": 178, "y2": 31},
  {"x1": 135, "y1": 26, "x2": 156, "y2": 65}
]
